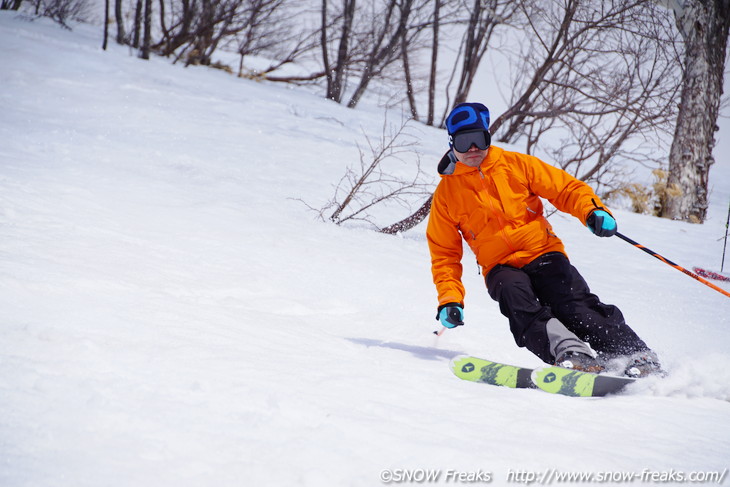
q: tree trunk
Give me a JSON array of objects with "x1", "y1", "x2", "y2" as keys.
[
  {"x1": 323, "y1": 0, "x2": 356, "y2": 102},
  {"x1": 115, "y1": 0, "x2": 126, "y2": 45},
  {"x1": 333, "y1": 0, "x2": 356, "y2": 102},
  {"x1": 402, "y1": 34, "x2": 418, "y2": 120},
  {"x1": 132, "y1": 0, "x2": 142, "y2": 48},
  {"x1": 103, "y1": 0, "x2": 109, "y2": 50},
  {"x1": 346, "y1": 0, "x2": 398, "y2": 108},
  {"x1": 0, "y1": 0, "x2": 18, "y2": 10},
  {"x1": 140, "y1": 0, "x2": 152, "y2": 59},
  {"x1": 490, "y1": 0, "x2": 577, "y2": 140},
  {"x1": 379, "y1": 195, "x2": 432, "y2": 234},
  {"x1": 660, "y1": 0, "x2": 730, "y2": 223},
  {"x1": 453, "y1": 0, "x2": 481, "y2": 106},
  {"x1": 321, "y1": 0, "x2": 333, "y2": 98},
  {"x1": 400, "y1": 1, "x2": 417, "y2": 120},
  {"x1": 426, "y1": 0, "x2": 439, "y2": 127}
]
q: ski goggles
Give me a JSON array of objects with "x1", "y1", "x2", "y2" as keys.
[{"x1": 450, "y1": 129, "x2": 491, "y2": 153}]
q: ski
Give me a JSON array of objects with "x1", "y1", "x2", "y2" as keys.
[
  {"x1": 531, "y1": 366, "x2": 635, "y2": 397},
  {"x1": 450, "y1": 355, "x2": 535, "y2": 389},
  {"x1": 692, "y1": 267, "x2": 730, "y2": 282},
  {"x1": 450, "y1": 355, "x2": 636, "y2": 397}
]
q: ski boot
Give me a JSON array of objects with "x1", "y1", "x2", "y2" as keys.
[
  {"x1": 624, "y1": 351, "x2": 664, "y2": 378},
  {"x1": 555, "y1": 351, "x2": 604, "y2": 374}
]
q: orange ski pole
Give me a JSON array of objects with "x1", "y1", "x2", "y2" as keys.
[{"x1": 616, "y1": 232, "x2": 730, "y2": 299}]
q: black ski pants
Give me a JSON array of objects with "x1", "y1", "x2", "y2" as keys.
[{"x1": 485, "y1": 252, "x2": 649, "y2": 364}]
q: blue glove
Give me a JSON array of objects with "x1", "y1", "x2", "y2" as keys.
[
  {"x1": 586, "y1": 210, "x2": 617, "y2": 237},
  {"x1": 437, "y1": 303, "x2": 464, "y2": 329}
]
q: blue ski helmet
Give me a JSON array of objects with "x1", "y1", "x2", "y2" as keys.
[{"x1": 445, "y1": 102, "x2": 490, "y2": 136}]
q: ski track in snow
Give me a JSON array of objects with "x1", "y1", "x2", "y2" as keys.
[{"x1": 1, "y1": 11, "x2": 730, "y2": 487}]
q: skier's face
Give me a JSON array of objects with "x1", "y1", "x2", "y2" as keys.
[{"x1": 454, "y1": 144, "x2": 488, "y2": 167}]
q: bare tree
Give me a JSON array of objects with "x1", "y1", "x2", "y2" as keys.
[
  {"x1": 103, "y1": 0, "x2": 109, "y2": 50},
  {"x1": 490, "y1": 0, "x2": 681, "y2": 191},
  {"x1": 426, "y1": 0, "x2": 441, "y2": 126},
  {"x1": 369, "y1": 0, "x2": 522, "y2": 127},
  {"x1": 322, "y1": 0, "x2": 356, "y2": 102},
  {"x1": 151, "y1": 0, "x2": 298, "y2": 70},
  {"x1": 401, "y1": 1, "x2": 418, "y2": 120},
  {"x1": 132, "y1": 0, "x2": 142, "y2": 47},
  {"x1": 316, "y1": 0, "x2": 434, "y2": 108},
  {"x1": 345, "y1": 0, "x2": 414, "y2": 108},
  {"x1": 229, "y1": 0, "x2": 312, "y2": 78},
  {"x1": 380, "y1": 0, "x2": 683, "y2": 233},
  {"x1": 450, "y1": 0, "x2": 519, "y2": 107},
  {"x1": 1, "y1": 0, "x2": 23, "y2": 10},
  {"x1": 140, "y1": 0, "x2": 152, "y2": 59},
  {"x1": 658, "y1": 0, "x2": 730, "y2": 223},
  {"x1": 300, "y1": 118, "x2": 432, "y2": 229},
  {"x1": 380, "y1": 194, "x2": 432, "y2": 234},
  {"x1": 34, "y1": 0, "x2": 92, "y2": 28},
  {"x1": 114, "y1": 0, "x2": 125, "y2": 44}
]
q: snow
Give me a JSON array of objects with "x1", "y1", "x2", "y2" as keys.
[{"x1": 1, "y1": 12, "x2": 729, "y2": 487}]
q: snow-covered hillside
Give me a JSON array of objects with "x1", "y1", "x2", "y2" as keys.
[{"x1": 1, "y1": 12, "x2": 729, "y2": 487}]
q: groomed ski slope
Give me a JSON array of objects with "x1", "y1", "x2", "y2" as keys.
[{"x1": 1, "y1": 12, "x2": 729, "y2": 487}]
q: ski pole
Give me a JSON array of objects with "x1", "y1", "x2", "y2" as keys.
[{"x1": 616, "y1": 232, "x2": 730, "y2": 299}]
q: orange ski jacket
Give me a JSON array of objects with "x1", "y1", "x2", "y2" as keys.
[{"x1": 426, "y1": 145, "x2": 609, "y2": 306}]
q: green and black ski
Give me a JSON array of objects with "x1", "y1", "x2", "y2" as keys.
[
  {"x1": 451, "y1": 355, "x2": 636, "y2": 397},
  {"x1": 450, "y1": 355, "x2": 535, "y2": 389},
  {"x1": 531, "y1": 366, "x2": 635, "y2": 397}
]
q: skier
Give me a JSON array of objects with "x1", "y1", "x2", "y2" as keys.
[{"x1": 427, "y1": 102, "x2": 662, "y2": 378}]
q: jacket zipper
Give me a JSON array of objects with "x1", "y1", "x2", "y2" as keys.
[{"x1": 477, "y1": 165, "x2": 521, "y2": 265}]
